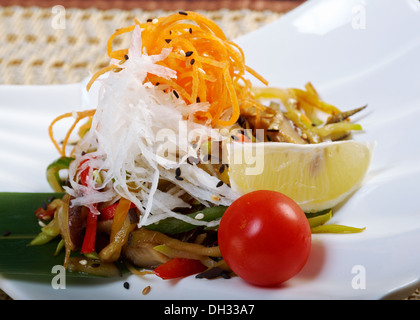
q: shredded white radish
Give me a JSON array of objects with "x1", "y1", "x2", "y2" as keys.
[{"x1": 65, "y1": 26, "x2": 240, "y2": 227}]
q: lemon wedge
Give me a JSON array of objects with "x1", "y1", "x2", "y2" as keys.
[{"x1": 227, "y1": 140, "x2": 374, "y2": 212}]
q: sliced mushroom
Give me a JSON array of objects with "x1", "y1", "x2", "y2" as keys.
[
  {"x1": 123, "y1": 241, "x2": 170, "y2": 268},
  {"x1": 67, "y1": 203, "x2": 88, "y2": 250},
  {"x1": 267, "y1": 110, "x2": 308, "y2": 144},
  {"x1": 240, "y1": 103, "x2": 308, "y2": 144},
  {"x1": 56, "y1": 194, "x2": 79, "y2": 267}
]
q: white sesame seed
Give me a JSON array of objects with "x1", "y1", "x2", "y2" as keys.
[
  {"x1": 152, "y1": 18, "x2": 158, "y2": 24},
  {"x1": 195, "y1": 213, "x2": 204, "y2": 220},
  {"x1": 198, "y1": 68, "x2": 206, "y2": 74},
  {"x1": 179, "y1": 49, "x2": 185, "y2": 56},
  {"x1": 38, "y1": 220, "x2": 46, "y2": 227},
  {"x1": 79, "y1": 259, "x2": 87, "y2": 265}
]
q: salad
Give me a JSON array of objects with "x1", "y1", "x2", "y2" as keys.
[{"x1": 32, "y1": 11, "x2": 368, "y2": 286}]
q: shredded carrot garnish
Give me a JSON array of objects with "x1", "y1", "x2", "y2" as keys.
[
  {"x1": 86, "y1": 64, "x2": 118, "y2": 92},
  {"x1": 49, "y1": 11, "x2": 268, "y2": 157},
  {"x1": 49, "y1": 109, "x2": 95, "y2": 157},
  {"x1": 90, "y1": 11, "x2": 268, "y2": 126}
]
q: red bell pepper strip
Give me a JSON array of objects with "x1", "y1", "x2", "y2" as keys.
[
  {"x1": 79, "y1": 159, "x2": 90, "y2": 186},
  {"x1": 79, "y1": 159, "x2": 98, "y2": 254},
  {"x1": 153, "y1": 258, "x2": 207, "y2": 280},
  {"x1": 233, "y1": 132, "x2": 251, "y2": 143},
  {"x1": 100, "y1": 201, "x2": 136, "y2": 221},
  {"x1": 35, "y1": 206, "x2": 55, "y2": 221},
  {"x1": 81, "y1": 210, "x2": 97, "y2": 254}
]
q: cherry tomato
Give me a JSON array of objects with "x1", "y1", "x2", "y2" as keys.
[{"x1": 218, "y1": 190, "x2": 311, "y2": 287}]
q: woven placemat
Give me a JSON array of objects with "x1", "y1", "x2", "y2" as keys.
[
  {"x1": 0, "y1": 6, "x2": 283, "y2": 85},
  {"x1": 0, "y1": 5, "x2": 419, "y2": 301}
]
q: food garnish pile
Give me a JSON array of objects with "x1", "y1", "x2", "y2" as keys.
[{"x1": 32, "y1": 11, "x2": 372, "y2": 287}]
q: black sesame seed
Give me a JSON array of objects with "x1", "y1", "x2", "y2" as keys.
[
  {"x1": 185, "y1": 51, "x2": 193, "y2": 57},
  {"x1": 147, "y1": 18, "x2": 153, "y2": 22},
  {"x1": 173, "y1": 90, "x2": 179, "y2": 99},
  {"x1": 196, "y1": 96, "x2": 201, "y2": 103},
  {"x1": 216, "y1": 180, "x2": 224, "y2": 188},
  {"x1": 219, "y1": 164, "x2": 226, "y2": 174},
  {"x1": 179, "y1": 11, "x2": 188, "y2": 15},
  {"x1": 190, "y1": 58, "x2": 195, "y2": 65},
  {"x1": 124, "y1": 54, "x2": 129, "y2": 60},
  {"x1": 266, "y1": 134, "x2": 272, "y2": 141},
  {"x1": 165, "y1": 39, "x2": 172, "y2": 44},
  {"x1": 203, "y1": 154, "x2": 212, "y2": 162},
  {"x1": 175, "y1": 167, "x2": 181, "y2": 177},
  {"x1": 155, "y1": 82, "x2": 160, "y2": 86},
  {"x1": 123, "y1": 282, "x2": 130, "y2": 289},
  {"x1": 189, "y1": 28, "x2": 192, "y2": 34},
  {"x1": 91, "y1": 263, "x2": 100, "y2": 268},
  {"x1": 41, "y1": 202, "x2": 47, "y2": 210},
  {"x1": 175, "y1": 176, "x2": 184, "y2": 181},
  {"x1": 231, "y1": 135, "x2": 239, "y2": 141},
  {"x1": 187, "y1": 156, "x2": 200, "y2": 165}
]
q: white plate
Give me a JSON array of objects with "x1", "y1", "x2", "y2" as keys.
[{"x1": 1, "y1": 0, "x2": 420, "y2": 300}]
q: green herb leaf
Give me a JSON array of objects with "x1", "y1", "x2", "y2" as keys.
[{"x1": 145, "y1": 205, "x2": 227, "y2": 234}]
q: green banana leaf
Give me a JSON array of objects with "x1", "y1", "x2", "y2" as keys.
[
  {"x1": 0, "y1": 192, "x2": 125, "y2": 280},
  {"x1": 0, "y1": 192, "x2": 66, "y2": 277}
]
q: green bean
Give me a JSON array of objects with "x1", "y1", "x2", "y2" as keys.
[
  {"x1": 84, "y1": 251, "x2": 100, "y2": 260},
  {"x1": 67, "y1": 256, "x2": 122, "y2": 277},
  {"x1": 54, "y1": 239, "x2": 65, "y2": 256},
  {"x1": 316, "y1": 122, "x2": 362, "y2": 139},
  {"x1": 28, "y1": 231, "x2": 57, "y2": 246},
  {"x1": 311, "y1": 224, "x2": 365, "y2": 234},
  {"x1": 306, "y1": 209, "x2": 365, "y2": 234},
  {"x1": 46, "y1": 157, "x2": 74, "y2": 192},
  {"x1": 41, "y1": 218, "x2": 60, "y2": 237},
  {"x1": 307, "y1": 210, "x2": 332, "y2": 228}
]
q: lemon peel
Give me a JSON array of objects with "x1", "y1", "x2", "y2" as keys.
[{"x1": 227, "y1": 140, "x2": 374, "y2": 212}]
